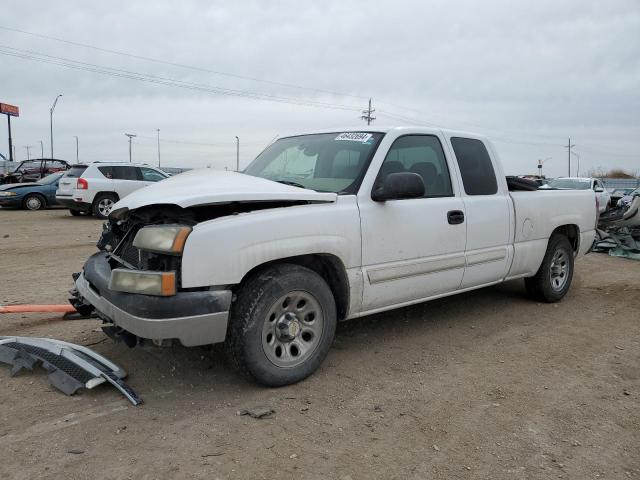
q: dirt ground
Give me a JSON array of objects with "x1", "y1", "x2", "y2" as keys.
[{"x1": 0, "y1": 208, "x2": 638, "y2": 480}]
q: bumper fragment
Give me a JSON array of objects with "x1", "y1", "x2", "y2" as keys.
[{"x1": 0, "y1": 336, "x2": 142, "y2": 405}]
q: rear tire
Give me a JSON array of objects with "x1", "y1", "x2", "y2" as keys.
[
  {"x1": 224, "y1": 264, "x2": 337, "y2": 387},
  {"x1": 525, "y1": 234, "x2": 574, "y2": 303},
  {"x1": 92, "y1": 193, "x2": 118, "y2": 219},
  {"x1": 23, "y1": 194, "x2": 45, "y2": 211}
]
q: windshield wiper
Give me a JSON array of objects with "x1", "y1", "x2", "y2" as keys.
[{"x1": 276, "y1": 180, "x2": 307, "y2": 189}]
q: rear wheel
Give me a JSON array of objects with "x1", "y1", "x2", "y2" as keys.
[
  {"x1": 23, "y1": 194, "x2": 45, "y2": 211},
  {"x1": 225, "y1": 264, "x2": 337, "y2": 387},
  {"x1": 92, "y1": 193, "x2": 118, "y2": 219},
  {"x1": 525, "y1": 234, "x2": 574, "y2": 303}
]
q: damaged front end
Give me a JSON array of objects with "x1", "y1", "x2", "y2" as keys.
[{"x1": 72, "y1": 201, "x2": 307, "y2": 348}]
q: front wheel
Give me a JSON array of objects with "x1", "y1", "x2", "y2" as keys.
[
  {"x1": 23, "y1": 194, "x2": 45, "y2": 210},
  {"x1": 525, "y1": 234, "x2": 574, "y2": 303},
  {"x1": 225, "y1": 264, "x2": 337, "y2": 387}
]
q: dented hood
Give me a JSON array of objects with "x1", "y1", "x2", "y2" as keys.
[{"x1": 114, "y1": 169, "x2": 337, "y2": 211}]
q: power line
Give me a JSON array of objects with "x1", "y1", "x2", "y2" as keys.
[
  {"x1": 0, "y1": 25, "x2": 369, "y2": 101},
  {"x1": 0, "y1": 45, "x2": 364, "y2": 112}
]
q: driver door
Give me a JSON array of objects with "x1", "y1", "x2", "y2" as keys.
[{"x1": 358, "y1": 134, "x2": 466, "y2": 312}]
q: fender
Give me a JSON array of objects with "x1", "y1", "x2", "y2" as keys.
[{"x1": 180, "y1": 196, "x2": 361, "y2": 288}]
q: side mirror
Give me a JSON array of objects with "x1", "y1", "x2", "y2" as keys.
[
  {"x1": 372, "y1": 172, "x2": 425, "y2": 202},
  {"x1": 594, "y1": 187, "x2": 604, "y2": 193}
]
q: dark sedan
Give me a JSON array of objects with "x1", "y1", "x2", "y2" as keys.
[{"x1": 0, "y1": 172, "x2": 65, "y2": 210}]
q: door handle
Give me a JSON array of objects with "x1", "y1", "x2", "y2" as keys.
[{"x1": 447, "y1": 210, "x2": 464, "y2": 225}]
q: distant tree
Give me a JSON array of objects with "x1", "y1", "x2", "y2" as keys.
[{"x1": 585, "y1": 167, "x2": 638, "y2": 178}]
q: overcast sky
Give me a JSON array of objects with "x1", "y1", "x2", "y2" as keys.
[{"x1": 1, "y1": 0, "x2": 639, "y2": 177}]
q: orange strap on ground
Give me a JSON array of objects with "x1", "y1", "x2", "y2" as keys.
[{"x1": 0, "y1": 304, "x2": 77, "y2": 314}]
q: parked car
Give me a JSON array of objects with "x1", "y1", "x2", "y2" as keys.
[
  {"x1": 0, "y1": 171, "x2": 65, "y2": 210},
  {"x1": 56, "y1": 162, "x2": 169, "y2": 219},
  {"x1": 544, "y1": 177, "x2": 611, "y2": 213},
  {"x1": 71, "y1": 127, "x2": 597, "y2": 387},
  {"x1": 0, "y1": 159, "x2": 70, "y2": 184}
]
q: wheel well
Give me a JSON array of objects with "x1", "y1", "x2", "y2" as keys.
[
  {"x1": 92, "y1": 192, "x2": 119, "y2": 206},
  {"x1": 551, "y1": 224, "x2": 579, "y2": 252},
  {"x1": 238, "y1": 254, "x2": 350, "y2": 320}
]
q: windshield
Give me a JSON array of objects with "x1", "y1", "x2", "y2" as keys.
[
  {"x1": 547, "y1": 178, "x2": 591, "y2": 190},
  {"x1": 244, "y1": 132, "x2": 384, "y2": 193},
  {"x1": 36, "y1": 172, "x2": 65, "y2": 185}
]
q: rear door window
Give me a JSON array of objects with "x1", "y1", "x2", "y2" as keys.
[
  {"x1": 112, "y1": 166, "x2": 138, "y2": 180},
  {"x1": 450, "y1": 137, "x2": 498, "y2": 195}
]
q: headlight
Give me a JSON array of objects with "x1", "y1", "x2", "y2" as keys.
[
  {"x1": 132, "y1": 225, "x2": 192, "y2": 254},
  {"x1": 0, "y1": 191, "x2": 18, "y2": 197},
  {"x1": 109, "y1": 269, "x2": 176, "y2": 296}
]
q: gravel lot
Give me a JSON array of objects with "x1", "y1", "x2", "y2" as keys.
[{"x1": 1, "y1": 209, "x2": 638, "y2": 480}]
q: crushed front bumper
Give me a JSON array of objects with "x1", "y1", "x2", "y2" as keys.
[{"x1": 74, "y1": 252, "x2": 232, "y2": 347}]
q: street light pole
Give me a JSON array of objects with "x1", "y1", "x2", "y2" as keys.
[
  {"x1": 39, "y1": 140, "x2": 44, "y2": 158},
  {"x1": 49, "y1": 94, "x2": 62, "y2": 159},
  {"x1": 235, "y1": 136, "x2": 239, "y2": 172},
  {"x1": 157, "y1": 129, "x2": 161, "y2": 167},
  {"x1": 125, "y1": 133, "x2": 136, "y2": 162},
  {"x1": 571, "y1": 151, "x2": 581, "y2": 177},
  {"x1": 24, "y1": 145, "x2": 32, "y2": 160},
  {"x1": 74, "y1": 136, "x2": 79, "y2": 163}
]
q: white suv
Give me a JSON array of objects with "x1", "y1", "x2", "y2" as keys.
[{"x1": 56, "y1": 162, "x2": 169, "y2": 219}]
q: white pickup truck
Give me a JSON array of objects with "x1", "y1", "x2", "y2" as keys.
[{"x1": 72, "y1": 127, "x2": 597, "y2": 386}]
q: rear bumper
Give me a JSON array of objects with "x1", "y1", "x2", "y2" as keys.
[
  {"x1": 56, "y1": 195, "x2": 90, "y2": 210},
  {"x1": 75, "y1": 252, "x2": 232, "y2": 347}
]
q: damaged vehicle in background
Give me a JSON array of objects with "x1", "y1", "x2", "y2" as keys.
[{"x1": 70, "y1": 127, "x2": 598, "y2": 387}]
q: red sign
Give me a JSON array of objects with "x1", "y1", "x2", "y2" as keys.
[{"x1": 0, "y1": 103, "x2": 19, "y2": 117}]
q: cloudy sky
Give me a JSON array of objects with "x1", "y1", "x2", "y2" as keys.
[{"x1": 1, "y1": 0, "x2": 639, "y2": 176}]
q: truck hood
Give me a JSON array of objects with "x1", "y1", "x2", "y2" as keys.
[{"x1": 114, "y1": 169, "x2": 337, "y2": 211}]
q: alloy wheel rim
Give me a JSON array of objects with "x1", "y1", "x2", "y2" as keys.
[
  {"x1": 262, "y1": 290, "x2": 324, "y2": 368},
  {"x1": 98, "y1": 198, "x2": 114, "y2": 216},
  {"x1": 549, "y1": 248, "x2": 569, "y2": 291}
]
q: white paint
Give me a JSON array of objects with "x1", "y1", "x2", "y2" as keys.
[{"x1": 115, "y1": 126, "x2": 597, "y2": 323}]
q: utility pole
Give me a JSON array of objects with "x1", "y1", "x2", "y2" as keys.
[
  {"x1": 49, "y1": 94, "x2": 62, "y2": 160},
  {"x1": 24, "y1": 145, "x2": 32, "y2": 160},
  {"x1": 39, "y1": 140, "x2": 44, "y2": 158},
  {"x1": 125, "y1": 133, "x2": 136, "y2": 162},
  {"x1": 571, "y1": 151, "x2": 581, "y2": 177},
  {"x1": 156, "y1": 129, "x2": 161, "y2": 167},
  {"x1": 565, "y1": 138, "x2": 575, "y2": 177},
  {"x1": 74, "y1": 136, "x2": 79, "y2": 163},
  {"x1": 235, "y1": 136, "x2": 240, "y2": 171},
  {"x1": 361, "y1": 98, "x2": 376, "y2": 125}
]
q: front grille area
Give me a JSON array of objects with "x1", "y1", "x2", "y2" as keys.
[{"x1": 110, "y1": 224, "x2": 182, "y2": 281}]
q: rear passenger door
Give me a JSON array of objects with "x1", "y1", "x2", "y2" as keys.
[
  {"x1": 448, "y1": 137, "x2": 512, "y2": 288},
  {"x1": 359, "y1": 134, "x2": 467, "y2": 312}
]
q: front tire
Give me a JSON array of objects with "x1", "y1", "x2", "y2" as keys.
[
  {"x1": 525, "y1": 234, "x2": 574, "y2": 303},
  {"x1": 92, "y1": 193, "x2": 118, "y2": 219},
  {"x1": 23, "y1": 194, "x2": 45, "y2": 211},
  {"x1": 225, "y1": 264, "x2": 337, "y2": 387}
]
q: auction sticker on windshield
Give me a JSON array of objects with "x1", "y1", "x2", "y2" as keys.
[{"x1": 335, "y1": 132, "x2": 373, "y2": 143}]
